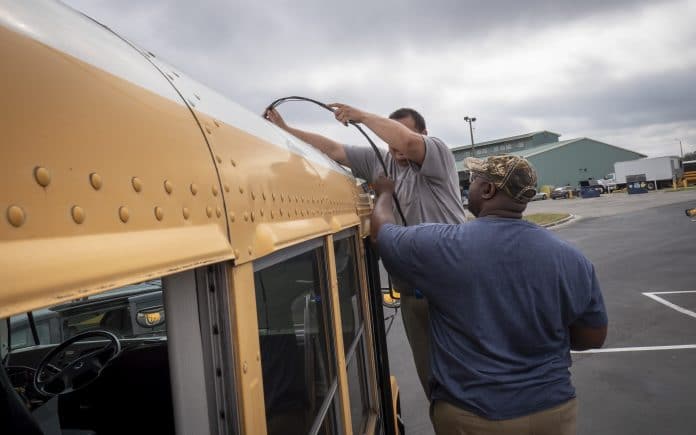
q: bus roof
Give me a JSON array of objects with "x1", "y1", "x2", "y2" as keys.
[{"x1": 0, "y1": 0, "x2": 371, "y2": 317}]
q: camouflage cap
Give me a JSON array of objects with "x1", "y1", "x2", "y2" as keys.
[{"x1": 465, "y1": 155, "x2": 538, "y2": 203}]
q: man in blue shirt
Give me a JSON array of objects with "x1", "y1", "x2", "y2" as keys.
[{"x1": 371, "y1": 155, "x2": 608, "y2": 435}]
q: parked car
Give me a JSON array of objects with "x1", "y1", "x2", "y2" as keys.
[
  {"x1": 550, "y1": 186, "x2": 578, "y2": 199},
  {"x1": 532, "y1": 192, "x2": 548, "y2": 201}
]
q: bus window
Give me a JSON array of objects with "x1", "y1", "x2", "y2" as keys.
[
  {"x1": 8, "y1": 280, "x2": 165, "y2": 349},
  {"x1": 3, "y1": 279, "x2": 174, "y2": 435},
  {"x1": 334, "y1": 233, "x2": 372, "y2": 434},
  {"x1": 254, "y1": 242, "x2": 341, "y2": 435}
]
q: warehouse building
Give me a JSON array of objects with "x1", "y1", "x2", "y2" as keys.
[{"x1": 452, "y1": 131, "x2": 646, "y2": 189}]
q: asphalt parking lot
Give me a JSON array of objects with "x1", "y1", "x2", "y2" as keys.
[
  {"x1": 526, "y1": 188, "x2": 696, "y2": 219},
  {"x1": 387, "y1": 189, "x2": 696, "y2": 435}
]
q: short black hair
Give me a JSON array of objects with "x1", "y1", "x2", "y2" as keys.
[{"x1": 389, "y1": 108, "x2": 426, "y2": 133}]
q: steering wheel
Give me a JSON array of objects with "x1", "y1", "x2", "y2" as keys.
[{"x1": 33, "y1": 330, "x2": 121, "y2": 396}]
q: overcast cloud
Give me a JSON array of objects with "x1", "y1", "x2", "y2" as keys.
[{"x1": 62, "y1": 0, "x2": 696, "y2": 157}]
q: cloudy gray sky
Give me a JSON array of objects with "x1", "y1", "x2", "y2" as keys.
[{"x1": 63, "y1": 0, "x2": 696, "y2": 157}]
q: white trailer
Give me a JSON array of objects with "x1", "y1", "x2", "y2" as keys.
[{"x1": 611, "y1": 156, "x2": 682, "y2": 190}]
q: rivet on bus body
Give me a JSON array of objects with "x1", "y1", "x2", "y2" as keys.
[
  {"x1": 234, "y1": 249, "x2": 240, "y2": 258},
  {"x1": 256, "y1": 353, "x2": 260, "y2": 362},
  {"x1": 248, "y1": 246, "x2": 253, "y2": 255},
  {"x1": 262, "y1": 192, "x2": 266, "y2": 201},
  {"x1": 216, "y1": 207, "x2": 222, "y2": 218},
  {"x1": 230, "y1": 159, "x2": 236, "y2": 167},
  {"x1": 164, "y1": 180, "x2": 173, "y2": 194},
  {"x1": 132, "y1": 177, "x2": 143, "y2": 193},
  {"x1": 251, "y1": 212, "x2": 255, "y2": 222},
  {"x1": 216, "y1": 155, "x2": 222, "y2": 164},
  {"x1": 243, "y1": 212, "x2": 249, "y2": 222},
  {"x1": 154, "y1": 207, "x2": 164, "y2": 221},
  {"x1": 229, "y1": 212, "x2": 235, "y2": 222},
  {"x1": 212, "y1": 185, "x2": 219, "y2": 197},
  {"x1": 224, "y1": 184, "x2": 230, "y2": 193},
  {"x1": 279, "y1": 209, "x2": 283, "y2": 217},
  {"x1": 213, "y1": 119, "x2": 220, "y2": 127},
  {"x1": 89, "y1": 173, "x2": 103, "y2": 190},
  {"x1": 272, "y1": 193, "x2": 276, "y2": 201},
  {"x1": 206, "y1": 206, "x2": 213, "y2": 218},
  {"x1": 119, "y1": 206, "x2": 130, "y2": 223},
  {"x1": 239, "y1": 186, "x2": 244, "y2": 194},
  {"x1": 7, "y1": 205, "x2": 25, "y2": 227},
  {"x1": 243, "y1": 362, "x2": 248, "y2": 374},
  {"x1": 71, "y1": 206, "x2": 85, "y2": 224},
  {"x1": 280, "y1": 194, "x2": 284, "y2": 202},
  {"x1": 205, "y1": 126, "x2": 212, "y2": 134},
  {"x1": 259, "y1": 209, "x2": 264, "y2": 217},
  {"x1": 183, "y1": 207, "x2": 190, "y2": 220},
  {"x1": 190, "y1": 183, "x2": 198, "y2": 195},
  {"x1": 251, "y1": 192, "x2": 255, "y2": 200},
  {"x1": 270, "y1": 211, "x2": 274, "y2": 219},
  {"x1": 34, "y1": 167, "x2": 51, "y2": 187}
]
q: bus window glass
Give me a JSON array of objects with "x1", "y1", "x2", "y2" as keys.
[
  {"x1": 334, "y1": 236, "x2": 363, "y2": 353},
  {"x1": 255, "y1": 246, "x2": 338, "y2": 435},
  {"x1": 347, "y1": 340, "x2": 370, "y2": 435},
  {"x1": 316, "y1": 402, "x2": 340, "y2": 435}
]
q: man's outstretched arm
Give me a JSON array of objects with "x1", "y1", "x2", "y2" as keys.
[
  {"x1": 265, "y1": 108, "x2": 349, "y2": 166},
  {"x1": 330, "y1": 103, "x2": 426, "y2": 165}
]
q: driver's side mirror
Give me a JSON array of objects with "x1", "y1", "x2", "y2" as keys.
[
  {"x1": 382, "y1": 289, "x2": 401, "y2": 309},
  {"x1": 136, "y1": 307, "x2": 166, "y2": 328}
]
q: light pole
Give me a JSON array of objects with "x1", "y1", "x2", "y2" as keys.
[
  {"x1": 675, "y1": 138, "x2": 684, "y2": 158},
  {"x1": 463, "y1": 116, "x2": 476, "y2": 153}
]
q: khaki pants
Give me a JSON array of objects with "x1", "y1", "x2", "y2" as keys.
[
  {"x1": 400, "y1": 293, "x2": 431, "y2": 397},
  {"x1": 431, "y1": 398, "x2": 577, "y2": 435}
]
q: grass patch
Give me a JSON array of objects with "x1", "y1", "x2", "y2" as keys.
[
  {"x1": 523, "y1": 213, "x2": 570, "y2": 226},
  {"x1": 665, "y1": 186, "x2": 696, "y2": 192}
]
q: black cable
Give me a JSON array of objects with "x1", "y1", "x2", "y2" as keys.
[{"x1": 264, "y1": 96, "x2": 408, "y2": 226}]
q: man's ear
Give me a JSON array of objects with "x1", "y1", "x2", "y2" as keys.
[
  {"x1": 480, "y1": 181, "x2": 497, "y2": 199},
  {"x1": 422, "y1": 128, "x2": 428, "y2": 135}
]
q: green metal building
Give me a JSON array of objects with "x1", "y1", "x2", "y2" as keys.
[{"x1": 452, "y1": 131, "x2": 646, "y2": 189}]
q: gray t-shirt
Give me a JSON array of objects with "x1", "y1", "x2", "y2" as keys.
[{"x1": 344, "y1": 136, "x2": 466, "y2": 227}]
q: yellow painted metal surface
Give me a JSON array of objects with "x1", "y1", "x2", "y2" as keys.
[
  {"x1": 227, "y1": 263, "x2": 267, "y2": 435},
  {"x1": 0, "y1": 21, "x2": 366, "y2": 316},
  {"x1": 0, "y1": 26, "x2": 231, "y2": 316},
  {"x1": 192, "y1": 110, "x2": 361, "y2": 264}
]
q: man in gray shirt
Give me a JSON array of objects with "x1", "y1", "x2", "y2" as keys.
[{"x1": 265, "y1": 103, "x2": 466, "y2": 396}]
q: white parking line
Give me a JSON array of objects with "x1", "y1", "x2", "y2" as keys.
[
  {"x1": 642, "y1": 290, "x2": 696, "y2": 320},
  {"x1": 571, "y1": 291, "x2": 696, "y2": 354}
]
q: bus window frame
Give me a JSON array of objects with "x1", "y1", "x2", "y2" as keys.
[
  {"x1": 332, "y1": 229, "x2": 378, "y2": 434},
  {"x1": 251, "y1": 237, "x2": 344, "y2": 435},
  {"x1": 164, "y1": 265, "x2": 241, "y2": 435}
]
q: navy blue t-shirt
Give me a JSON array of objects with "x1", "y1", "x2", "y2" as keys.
[{"x1": 378, "y1": 217, "x2": 607, "y2": 420}]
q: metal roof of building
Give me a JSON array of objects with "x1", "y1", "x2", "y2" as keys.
[
  {"x1": 451, "y1": 130, "x2": 561, "y2": 152},
  {"x1": 455, "y1": 137, "x2": 647, "y2": 172},
  {"x1": 509, "y1": 137, "x2": 648, "y2": 158}
]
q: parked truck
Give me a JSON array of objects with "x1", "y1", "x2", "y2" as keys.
[{"x1": 605, "y1": 156, "x2": 683, "y2": 191}]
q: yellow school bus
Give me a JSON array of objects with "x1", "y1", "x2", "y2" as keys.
[{"x1": 0, "y1": 1, "x2": 401, "y2": 434}]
